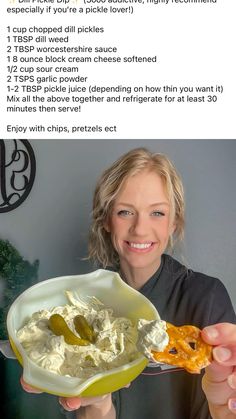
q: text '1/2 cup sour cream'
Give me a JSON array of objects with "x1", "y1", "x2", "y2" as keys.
[{"x1": 17, "y1": 290, "x2": 169, "y2": 379}]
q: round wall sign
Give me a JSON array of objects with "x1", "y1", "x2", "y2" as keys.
[{"x1": 0, "y1": 140, "x2": 36, "y2": 213}]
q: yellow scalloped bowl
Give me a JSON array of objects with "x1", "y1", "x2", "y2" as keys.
[{"x1": 7, "y1": 269, "x2": 159, "y2": 397}]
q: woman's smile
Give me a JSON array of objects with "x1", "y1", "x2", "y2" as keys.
[{"x1": 125, "y1": 241, "x2": 155, "y2": 252}]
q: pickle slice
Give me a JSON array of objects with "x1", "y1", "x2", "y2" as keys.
[
  {"x1": 49, "y1": 314, "x2": 90, "y2": 346},
  {"x1": 73, "y1": 315, "x2": 96, "y2": 343}
]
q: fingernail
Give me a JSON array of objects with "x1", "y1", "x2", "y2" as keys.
[
  {"x1": 229, "y1": 399, "x2": 236, "y2": 411},
  {"x1": 228, "y1": 374, "x2": 236, "y2": 390},
  {"x1": 66, "y1": 399, "x2": 81, "y2": 410},
  {"x1": 204, "y1": 327, "x2": 219, "y2": 339},
  {"x1": 214, "y1": 346, "x2": 232, "y2": 362},
  {"x1": 59, "y1": 398, "x2": 80, "y2": 411}
]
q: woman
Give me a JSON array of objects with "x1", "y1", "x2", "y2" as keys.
[{"x1": 22, "y1": 148, "x2": 236, "y2": 418}]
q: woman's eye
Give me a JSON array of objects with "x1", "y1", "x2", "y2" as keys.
[
  {"x1": 151, "y1": 211, "x2": 165, "y2": 217},
  {"x1": 117, "y1": 210, "x2": 133, "y2": 217}
]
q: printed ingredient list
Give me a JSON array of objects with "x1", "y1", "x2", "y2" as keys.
[{"x1": 0, "y1": 0, "x2": 236, "y2": 139}]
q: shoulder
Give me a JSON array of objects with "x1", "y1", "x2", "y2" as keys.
[
  {"x1": 163, "y1": 254, "x2": 235, "y2": 325},
  {"x1": 163, "y1": 254, "x2": 224, "y2": 290}
]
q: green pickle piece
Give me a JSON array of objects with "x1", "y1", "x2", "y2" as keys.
[
  {"x1": 73, "y1": 315, "x2": 96, "y2": 343},
  {"x1": 48, "y1": 314, "x2": 90, "y2": 346}
]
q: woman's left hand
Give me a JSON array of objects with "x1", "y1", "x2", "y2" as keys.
[{"x1": 201, "y1": 322, "x2": 236, "y2": 418}]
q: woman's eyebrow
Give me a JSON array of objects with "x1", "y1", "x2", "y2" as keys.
[
  {"x1": 114, "y1": 202, "x2": 135, "y2": 208},
  {"x1": 149, "y1": 202, "x2": 170, "y2": 207},
  {"x1": 115, "y1": 202, "x2": 170, "y2": 207}
]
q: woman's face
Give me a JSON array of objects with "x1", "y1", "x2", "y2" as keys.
[{"x1": 105, "y1": 170, "x2": 176, "y2": 279}]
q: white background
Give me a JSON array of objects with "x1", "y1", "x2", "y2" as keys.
[{"x1": 0, "y1": 0, "x2": 236, "y2": 139}]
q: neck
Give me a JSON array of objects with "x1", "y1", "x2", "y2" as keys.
[{"x1": 119, "y1": 259, "x2": 161, "y2": 290}]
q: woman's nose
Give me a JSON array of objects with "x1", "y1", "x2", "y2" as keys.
[{"x1": 129, "y1": 214, "x2": 148, "y2": 236}]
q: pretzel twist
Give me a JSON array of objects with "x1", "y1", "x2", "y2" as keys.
[{"x1": 151, "y1": 323, "x2": 212, "y2": 374}]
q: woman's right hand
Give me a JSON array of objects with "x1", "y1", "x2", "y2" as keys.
[
  {"x1": 21, "y1": 376, "x2": 116, "y2": 418},
  {"x1": 20, "y1": 376, "x2": 43, "y2": 394},
  {"x1": 59, "y1": 393, "x2": 114, "y2": 417}
]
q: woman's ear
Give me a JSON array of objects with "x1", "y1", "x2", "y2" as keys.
[
  {"x1": 170, "y1": 221, "x2": 176, "y2": 236},
  {"x1": 103, "y1": 218, "x2": 111, "y2": 233}
]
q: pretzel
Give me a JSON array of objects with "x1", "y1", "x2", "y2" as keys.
[{"x1": 151, "y1": 323, "x2": 212, "y2": 374}]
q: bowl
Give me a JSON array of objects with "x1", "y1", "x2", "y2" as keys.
[{"x1": 7, "y1": 269, "x2": 158, "y2": 397}]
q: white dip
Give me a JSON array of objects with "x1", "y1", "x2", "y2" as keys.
[
  {"x1": 136, "y1": 319, "x2": 169, "y2": 360},
  {"x1": 17, "y1": 291, "x2": 168, "y2": 379}
]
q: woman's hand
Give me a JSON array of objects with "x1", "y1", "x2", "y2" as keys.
[
  {"x1": 20, "y1": 377, "x2": 116, "y2": 418},
  {"x1": 59, "y1": 393, "x2": 114, "y2": 418},
  {"x1": 202, "y1": 323, "x2": 236, "y2": 418},
  {"x1": 20, "y1": 376, "x2": 43, "y2": 394}
]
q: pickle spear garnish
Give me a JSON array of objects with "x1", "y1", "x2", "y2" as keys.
[
  {"x1": 73, "y1": 315, "x2": 96, "y2": 343},
  {"x1": 49, "y1": 314, "x2": 90, "y2": 346}
]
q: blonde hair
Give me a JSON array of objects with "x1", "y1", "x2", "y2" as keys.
[{"x1": 88, "y1": 148, "x2": 185, "y2": 268}]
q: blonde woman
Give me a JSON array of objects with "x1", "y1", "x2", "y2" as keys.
[{"x1": 23, "y1": 148, "x2": 236, "y2": 419}]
